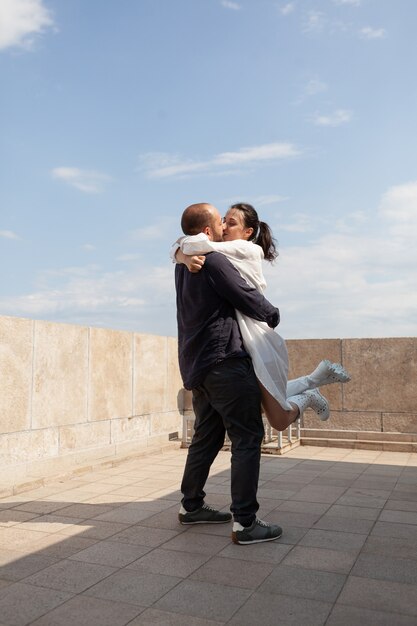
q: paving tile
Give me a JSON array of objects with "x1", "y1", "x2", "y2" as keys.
[
  {"x1": 17, "y1": 514, "x2": 85, "y2": 534},
  {"x1": 58, "y1": 519, "x2": 129, "y2": 540},
  {"x1": 133, "y1": 505, "x2": 185, "y2": 531},
  {"x1": 290, "y1": 486, "x2": 346, "y2": 504},
  {"x1": 127, "y1": 608, "x2": 223, "y2": 625},
  {"x1": 155, "y1": 579, "x2": 251, "y2": 622},
  {"x1": 0, "y1": 550, "x2": 58, "y2": 581},
  {"x1": 126, "y1": 548, "x2": 210, "y2": 577},
  {"x1": 110, "y1": 525, "x2": 181, "y2": 547},
  {"x1": 0, "y1": 510, "x2": 39, "y2": 526},
  {"x1": 312, "y1": 514, "x2": 375, "y2": 534},
  {"x1": 0, "y1": 582, "x2": 72, "y2": 626},
  {"x1": 351, "y1": 552, "x2": 417, "y2": 584},
  {"x1": 371, "y1": 521, "x2": 417, "y2": 541},
  {"x1": 24, "y1": 559, "x2": 116, "y2": 594},
  {"x1": 384, "y1": 499, "x2": 417, "y2": 512},
  {"x1": 190, "y1": 555, "x2": 273, "y2": 589},
  {"x1": 83, "y1": 569, "x2": 182, "y2": 606},
  {"x1": 0, "y1": 527, "x2": 50, "y2": 551},
  {"x1": 258, "y1": 563, "x2": 346, "y2": 601},
  {"x1": 325, "y1": 504, "x2": 380, "y2": 521},
  {"x1": 91, "y1": 506, "x2": 158, "y2": 524},
  {"x1": 28, "y1": 533, "x2": 99, "y2": 559},
  {"x1": 337, "y1": 575, "x2": 417, "y2": 616},
  {"x1": 299, "y1": 528, "x2": 368, "y2": 552},
  {"x1": 282, "y1": 545, "x2": 357, "y2": 574},
  {"x1": 276, "y1": 500, "x2": 331, "y2": 515},
  {"x1": 160, "y1": 531, "x2": 231, "y2": 556},
  {"x1": 68, "y1": 539, "x2": 151, "y2": 567},
  {"x1": 228, "y1": 591, "x2": 332, "y2": 626},
  {"x1": 12, "y1": 501, "x2": 70, "y2": 515},
  {"x1": 30, "y1": 595, "x2": 144, "y2": 626},
  {"x1": 362, "y1": 535, "x2": 417, "y2": 561},
  {"x1": 336, "y1": 494, "x2": 387, "y2": 509},
  {"x1": 52, "y1": 503, "x2": 115, "y2": 519},
  {"x1": 264, "y1": 510, "x2": 322, "y2": 529},
  {"x1": 379, "y1": 509, "x2": 417, "y2": 525},
  {"x1": 218, "y1": 540, "x2": 292, "y2": 564},
  {"x1": 327, "y1": 604, "x2": 417, "y2": 625}
]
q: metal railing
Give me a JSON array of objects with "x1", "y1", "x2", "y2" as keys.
[{"x1": 182, "y1": 411, "x2": 301, "y2": 453}]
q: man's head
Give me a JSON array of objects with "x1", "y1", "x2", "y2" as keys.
[{"x1": 181, "y1": 203, "x2": 224, "y2": 242}]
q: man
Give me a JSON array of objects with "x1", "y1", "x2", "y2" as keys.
[{"x1": 175, "y1": 202, "x2": 282, "y2": 544}]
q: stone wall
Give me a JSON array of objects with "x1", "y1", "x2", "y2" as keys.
[
  {"x1": 0, "y1": 315, "x2": 183, "y2": 493},
  {"x1": 287, "y1": 338, "x2": 417, "y2": 433},
  {"x1": 2, "y1": 313, "x2": 416, "y2": 492}
]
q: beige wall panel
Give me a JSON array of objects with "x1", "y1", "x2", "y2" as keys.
[
  {"x1": 32, "y1": 321, "x2": 88, "y2": 428},
  {"x1": 382, "y1": 412, "x2": 417, "y2": 433},
  {"x1": 134, "y1": 334, "x2": 167, "y2": 414},
  {"x1": 0, "y1": 316, "x2": 33, "y2": 433},
  {"x1": 0, "y1": 428, "x2": 58, "y2": 465},
  {"x1": 165, "y1": 337, "x2": 183, "y2": 411},
  {"x1": 302, "y1": 410, "x2": 382, "y2": 431},
  {"x1": 150, "y1": 411, "x2": 182, "y2": 436},
  {"x1": 59, "y1": 421, "x2": 111, "y2": 451},
  {"x1": 89, "y1": 327, "x2": 133, "y2": 421},
  {"x1": 342, "y1": 338, "x2": 417, "y2": 412},
  {"x1": 111, "y1": 415, "x2": 150, "y2": 443}
]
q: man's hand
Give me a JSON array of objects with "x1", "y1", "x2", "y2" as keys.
[{"x1": 175, "y1": 248, "x2": 205, "y2": 273}]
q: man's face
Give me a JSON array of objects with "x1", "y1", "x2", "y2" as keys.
[{"x1": 208, "y1": 208, "x2": 224, "y2": 242}]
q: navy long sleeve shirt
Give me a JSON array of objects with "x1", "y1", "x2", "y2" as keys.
[{"x1": 175, "y1": 251, "x2": 280, "y2": 390}]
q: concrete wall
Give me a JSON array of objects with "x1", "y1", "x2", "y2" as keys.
[
  {"x1": 287, "y1": 338, "x2": 417, "y2": 433},
  {"x1": 0, "y1": 315, "x2": 183, "y2": 492}
]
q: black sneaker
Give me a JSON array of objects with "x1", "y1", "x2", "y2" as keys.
[
  {"x1": 179, "y1": 504, "x2": 232, "y2": 525},
  {"x1": 232, "y1": 518, "x2": 283, "y2": 544}
]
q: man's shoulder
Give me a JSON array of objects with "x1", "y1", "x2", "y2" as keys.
[{"x1": 204, "y1": 251, "x2": 233, "y2": 268}]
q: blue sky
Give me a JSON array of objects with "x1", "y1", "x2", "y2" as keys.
[{"x1": 1, "y1": 0, "x2": 416, "y2": 339}]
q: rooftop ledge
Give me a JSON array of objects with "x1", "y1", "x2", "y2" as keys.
[{"x1": 1, "y1": 314, "x2": 416, "y2": 495}]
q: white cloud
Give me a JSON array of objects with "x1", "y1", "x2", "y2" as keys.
[
  {"x1": 4, "y1": 183, "x2": 417, "y2": 340},
  {"x1": 360, "y1": 26, "x2": 386, "y2": 40},
  {"x1": 333, "y1": 0, "x2": 361, "y2": 5},
  {"x1": 51, "y1": 167, "x2": 111, "y2": 193},
  {"x1": 0, "y1": 230, "x2": 20, "y2": 239},
  {"x1": 131, "y1": 216, "x2": 178, "y2": 241},
  {"x1": 140, "y1": 142, "x2": 301, "y2": 180},
  {"x1": 276, "y1": 213, "x2": 313, "y2": 233},
  {"x1": 0, "y1": 263, "x2": 177, "y2": 335},
  {"x1": 263, "y1": 181, "x2": 417, "y2": 339},
  {"x1": 280, "y1": 3, "x2": 295, "y2": 16},
  {"x1": 303, "y1": 10, "x2": 326, "y2": 33},
  {"x1": 0, "y1": 0, "x2": 54, "y2": 51},
  {"x1": 220, "y1": 1, "x2": 241, "y2": 10},
  {"x1": 312, "y1": 109, "x2": 353, "y2": 127},
  {"x1": 82, "y1": 244, "x2": 96, "y2": 251},
  {"x1": 305, "y1": 78, "x2": 328, "y2": 96}
]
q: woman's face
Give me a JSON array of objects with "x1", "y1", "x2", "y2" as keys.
[{"x1": 222, "y1": 208, "x2": 253, "y2": 241}]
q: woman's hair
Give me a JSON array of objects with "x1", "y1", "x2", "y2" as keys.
[{"x1": 229, "y1": 203, "x2": 278, "y2": 262}]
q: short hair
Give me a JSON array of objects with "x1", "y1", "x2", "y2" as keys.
[{"x1": 181, "y1": 203, "x2": 214, "y2": 235}]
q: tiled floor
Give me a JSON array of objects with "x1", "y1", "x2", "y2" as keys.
[{"x1": 1, "y1": 445, "x2": 417, "y2": 625}]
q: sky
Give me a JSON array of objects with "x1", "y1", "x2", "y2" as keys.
[{"x1": 1, "y1": 0, "x2": 417, "y2": 340}]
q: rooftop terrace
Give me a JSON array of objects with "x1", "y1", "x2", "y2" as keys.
[{"x1": 1, "y1": 444, "x2": 417, "y2": 625}]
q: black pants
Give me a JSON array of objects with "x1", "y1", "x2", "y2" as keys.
[{"x1": 181, "y1": 357, "x2": 264, "y2": 526}]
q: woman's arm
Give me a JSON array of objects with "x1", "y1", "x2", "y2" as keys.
[{"x1": 175, "y1": 248, "x2": 205, "y2": 273}]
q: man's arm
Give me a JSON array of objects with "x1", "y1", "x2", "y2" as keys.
[{"x1": 204, "y1": 253, "x2": 279, "y2": 328}]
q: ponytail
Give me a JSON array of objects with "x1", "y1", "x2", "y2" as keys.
[{"x1": 230, "y1": 203, "x2": 278, "y2": 262}]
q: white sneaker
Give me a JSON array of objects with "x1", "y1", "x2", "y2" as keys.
[
  {"x1": 309, "y1": 360, "x2": 351, "y2": 387},
  {"x1": 288, "y1": 388, "x2": 330, "y2": 421}
]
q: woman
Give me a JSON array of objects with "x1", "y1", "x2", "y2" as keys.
[{"x1": 172, "y1": 203, "x2": 350, "y2": 431}]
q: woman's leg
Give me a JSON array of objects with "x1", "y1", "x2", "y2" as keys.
[
  {"x1": 286, "y1": 360, "x2": 350, "y2": 397},
  {"x1": 260, "y1": 384, "x2": 299, "y2": 431}
]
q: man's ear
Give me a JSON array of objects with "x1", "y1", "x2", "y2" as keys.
[{"x1": 203, "y1": 225, "x2": 211, "y2": 237}]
